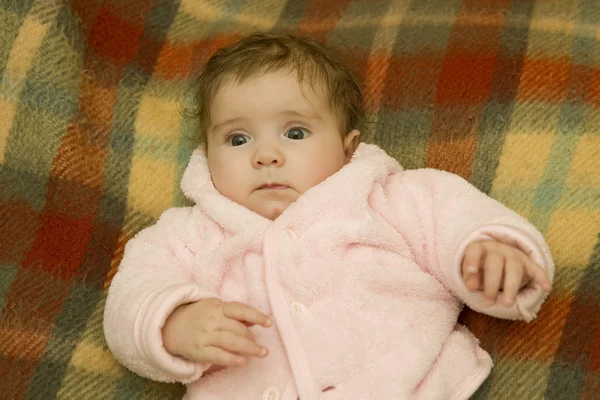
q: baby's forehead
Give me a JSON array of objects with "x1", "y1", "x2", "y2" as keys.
[
  {"x1": 220, "y1": 68, "x2": 329, "y2": 95},
  {"x1": 211, "y1": 70, "x2": 332, "y2": 113}
]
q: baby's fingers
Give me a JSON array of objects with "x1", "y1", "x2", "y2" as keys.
[
  {"x1": 210, "y1": 331, "x2": 268, "y2": 359},
  {"x1": 462, "y1": 242, "x2": 485, "y2": 291},
  {"x1": 220, "y1": 318, "x2": 256, "y2": 342},
  {"x1": 223, "y1": 302, "x2": 273, "y2": 328},
  {"x1": 501, "y1": 258, "x2": 524, "y2": 307},
  {"x1": 197, "y1": 346, "x2": 247, "y2": 367},
  {"x1": 524, "y1": 258, "x2": 552, "y2": 292},
  {"x1": 483, "y1": 253, "x2": 504, "y2": 303}
]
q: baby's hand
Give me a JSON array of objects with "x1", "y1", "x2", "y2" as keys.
[
  {"x1": 462, "y1": 241, "x2": 552, "y2": 307},
  {"x1": 162, "y1": 298, "x2": 272, "y2": 367}
]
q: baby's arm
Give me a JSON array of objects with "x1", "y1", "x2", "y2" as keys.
[
  {"x1": 372, "y1": 168, "x2": 554, "y2": 322},
  {"x1": 103, "y1": 207, "x2": 221, "y2": 383}
]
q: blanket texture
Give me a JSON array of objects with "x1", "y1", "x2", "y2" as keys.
[{"x1": 0, "y1": 0, "x2": 598, "y2": 399}]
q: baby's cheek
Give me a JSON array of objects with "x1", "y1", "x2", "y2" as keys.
[
  {"x1": 307, "y1": 161, "x2": 344, "y2": 189},
  {"x1": 213, "y1": 177, "x2": 247, "y2": 206}
]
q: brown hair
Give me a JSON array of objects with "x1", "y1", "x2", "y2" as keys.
[{"x1": 190, "y1": 32, "x2": 364, "y2": 145}]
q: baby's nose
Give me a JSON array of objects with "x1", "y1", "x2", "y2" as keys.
[
  {"x1": 253, "y1": 147, "x2": 284, "y2": 167},
  {"x1": 257, "y1": 156, "x2": 279, "y2": 165}
]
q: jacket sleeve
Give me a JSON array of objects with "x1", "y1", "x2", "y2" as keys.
[
  {"x1": 103, "y1": 207, "x2": 220, "y2": 384},
  {"x1": 372, "y1": 168, "x2": 554, "y2": 322}
]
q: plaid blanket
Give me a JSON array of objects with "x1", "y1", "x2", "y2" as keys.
[{"x1": 1, "y1": 0, "x2": 598, "y2": 399}]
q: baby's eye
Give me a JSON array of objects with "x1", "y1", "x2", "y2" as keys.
[
  {"x1": 228, "y1": 134, "x2": 250, "y2": 146},
  {"x1": 285, "y1": 127, "x2": 309, "y2": 140}
]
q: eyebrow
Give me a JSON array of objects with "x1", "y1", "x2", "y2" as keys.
[
  {"x1": 210, "y1": 117, "x2": 249, "y2": 133},
  {"x1": 210, "y1": 110, "x2": 322, "y2": 133},
  {"x1": 278, "y1": 110, "x2": 323, "y2": 120}
]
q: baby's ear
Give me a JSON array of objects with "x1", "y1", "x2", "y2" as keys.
[{"x1": 344, "y1": 129, "x2": 360, "y2": 162}]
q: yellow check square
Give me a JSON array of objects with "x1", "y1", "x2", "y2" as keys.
[
  {"x1": 128, "y1": 157, "x2": 177, "y2": 218},
  {"x1": 566, "y1": 136, "x2": 600, "y2": 188},
  {"x1": 494, "y1": 133, "x2": 554, "y2": 189},
  {"x1": 136, "y1": 95, "x2": 181, "y2": 141},
  {"x1": 546, "y1": 210, "x2": 600, "y2": 268}
]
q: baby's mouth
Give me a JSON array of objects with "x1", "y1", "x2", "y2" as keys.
[{"x1": 258, "y1": 183, "x2": 289, "y2": 190}]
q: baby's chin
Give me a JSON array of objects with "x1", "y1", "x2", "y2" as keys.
[{"x1": 254, "y1": 202, "x2": 290, "y2": 220}]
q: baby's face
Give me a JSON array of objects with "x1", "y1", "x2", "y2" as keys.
[{"x1": 206, "y1": 69, "x2": 359, "y2": 220}]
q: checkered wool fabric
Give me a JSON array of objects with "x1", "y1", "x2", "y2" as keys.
[{"x1": 0, "y1": 0, "x2": 599, "y2": 399}]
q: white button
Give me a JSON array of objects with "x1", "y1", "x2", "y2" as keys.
[
  {"x1": 290, "y1": 301, "x2": 307, "y2": 313},
  {"x1": 286, "y1": 227, "x2": 298, "y2": 239},
  {"x1": 262, "y1": 386, "x2": 280, "y2": 400}
]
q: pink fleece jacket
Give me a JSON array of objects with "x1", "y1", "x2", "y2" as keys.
[{"x1": 104, "y1": 143, "x2": 554, "y2": 400}]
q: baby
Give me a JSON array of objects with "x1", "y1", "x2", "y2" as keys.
[{"x1": 104, "y1": 32, "x2": 554, "y2": 400}]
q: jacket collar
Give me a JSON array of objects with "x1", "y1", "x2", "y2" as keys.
[{"x1": 180, "y1": 143, "x2": 401, "y2": 234}]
